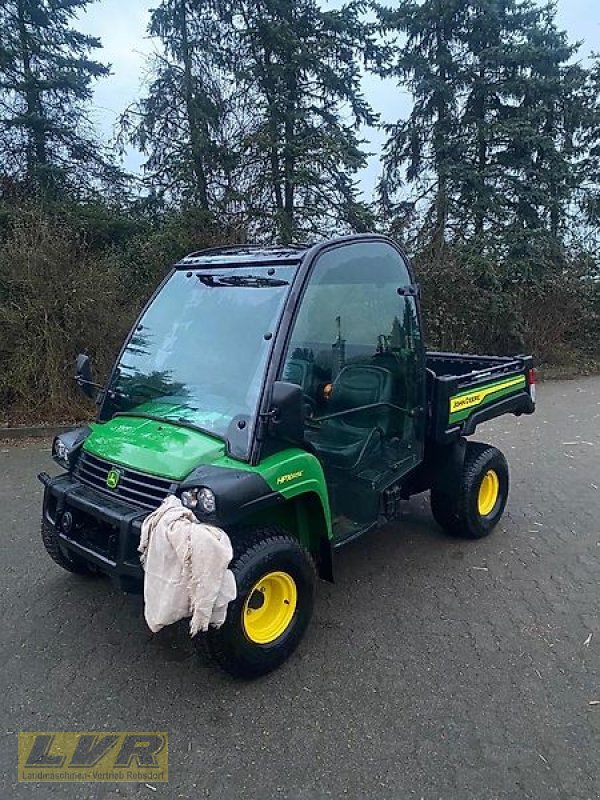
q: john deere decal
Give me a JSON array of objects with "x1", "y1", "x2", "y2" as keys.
[
  {"x1": 106, "y1": 468, "x2": 121, "y2": 490},
  {"x1": 449, "y1": 375, "x2": 526, "y2": 423}
]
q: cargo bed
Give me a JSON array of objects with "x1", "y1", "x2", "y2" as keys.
[{"x1": 426, "y1": 351, "x2": 535, "y2": 443}]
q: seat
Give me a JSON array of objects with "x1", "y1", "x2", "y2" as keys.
[
  {"x1": 306, "y1": 363, "x2": 394, "y2": 470},
  {"x1": 283, "y1": 358, "x2": 313, "y2": 393}
]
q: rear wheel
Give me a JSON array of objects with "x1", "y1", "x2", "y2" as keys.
[
  {"x1": 206, "y1": 530, "x2": 316, "y2": 678},
  {"x1": 41, "y1": 518, "x2": 98, "y2": 575},
  {"x1": 430, "y1": 442, "x2": 509, "y2": 539}
]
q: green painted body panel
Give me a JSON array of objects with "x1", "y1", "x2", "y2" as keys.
[
  {"x1": 216, "y1": 448, "x2": 332, "y2": 538},
  {"x1": 84, "y1": 411, "x2": 332, "y2": 536},
  {"x1": 84, "y1": 415, "x2": 225, "y2": 480},
  {"x1": 448, "y1": 374, "x2": 527, "y2": 425}
]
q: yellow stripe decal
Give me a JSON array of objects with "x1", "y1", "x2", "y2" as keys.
[{"x1": 449, "y1": 376, "x2": 525, "y2": 414}]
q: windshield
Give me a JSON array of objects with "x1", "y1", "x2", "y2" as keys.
[{"x1": 101, "y1": 265, "x2": 297, "y2": 456}]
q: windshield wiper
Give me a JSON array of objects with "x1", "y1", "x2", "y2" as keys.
[
  {"x1": 113, "y1": 411, "x2": 224, "y2": 442},
  {"x1": 197, "y1": 274, "x2": 289, "y2": 288},
  {"x1": 109, "y1": 386, "x2": 177, "y2": 402}
]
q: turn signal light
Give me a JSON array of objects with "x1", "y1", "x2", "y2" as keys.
[{"x1": 527, "y1": 368, "x2": 537, "y2": 402}]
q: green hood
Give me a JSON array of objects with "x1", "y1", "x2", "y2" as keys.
[{"x1": 83, "y1": 408, "x2": 225, "y2": 481}]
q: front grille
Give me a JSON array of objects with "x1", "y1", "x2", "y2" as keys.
[{"x1": 74, "y1": 451, "x2": 175, "y2": 510}]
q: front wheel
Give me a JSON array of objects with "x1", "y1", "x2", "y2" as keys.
[
  {"x1": 206, "y1": 530, "x2": 316, "y2": 678},
  {"x1": 431, "y1": 442, "x2": 509, "y2": 539},
  {"x1": 41, "y1": 518, "x2": 98, "y2": 575}
]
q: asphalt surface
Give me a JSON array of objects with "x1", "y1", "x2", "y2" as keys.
[{"x1": 1, "y1": 377, "x2": 599, "y2": 800}]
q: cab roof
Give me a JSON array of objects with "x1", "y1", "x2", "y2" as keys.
[{"x1": 175, "y1": 243, "x2": 312, "y2": 269}]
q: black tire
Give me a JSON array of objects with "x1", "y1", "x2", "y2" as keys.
[
  {"x1": 206, "y1": 529, "x2": 316, "y2": 678},
  {"x1": 41, "y1": 518, "x2": 98, "y2": 576},
  {"x1": 430, "y1": 442, "x2": 509, "y2": 539}
]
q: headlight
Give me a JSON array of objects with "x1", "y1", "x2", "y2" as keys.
[
  {"x1": 50, "y1": 427, "x2": 89, "y2": 471},
  {"x1": 52, "y1": 437, "x2": 71, "y2": 469},
  {"x1": 180, "y1": 487, "x2": 216, "y2": 515}
]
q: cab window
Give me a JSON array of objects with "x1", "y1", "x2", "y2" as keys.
[{"x1": 280, "y1": 240, "x2": 425, "y2": 534}]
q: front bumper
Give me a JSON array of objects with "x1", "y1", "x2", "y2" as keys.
[{"x1": 39, "y1": 472, "x2": 149, "y2": 592}]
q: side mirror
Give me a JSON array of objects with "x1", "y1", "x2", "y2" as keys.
[
  {"x1": 268, "y1": 381, "x2": 305, "y2": 445},
  {"x1": 75, "y1": 353, "x2": 95, "y2": 398}
]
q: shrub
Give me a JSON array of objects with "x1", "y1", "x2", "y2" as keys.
[
  {"x1": 0, "y1": 206, "x2": 130, "y2": 422},
  {"x1": 0, "y1": 203, "x2": 243, "y2": 424},
  {"x1": 415, "y1": 239, "x2": 599, "y2": 368},
  {"x1": 0, "y1": 203, "x2": 597, "y2": 425}
]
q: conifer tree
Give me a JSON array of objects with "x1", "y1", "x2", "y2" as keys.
[
  {"x1": 499, "y1": 5, "x2": 590, "y2": 240},
  {"x1": 125, "y1": 0, "x2": 379, "y2": 242},
  {"x1": 0, "y1": 0, "x2": 114, "y2": 195},
  {"x1": 375, "y1": 0, "x2": 469, "y2": 248},
  {"x1": 120, "y1": 0, "x2": 245, "y2": 213},
  {"x1": 457, "y1": 0, "x2": 542, "y2": 236},
  {"x1": 225, "y1": 0, "x2": 379, "y2": 242},
  {"x1": 583, "y1": 55, "x2": 600, "y2": 233},
  {"x1": 376, "y1": 0, "x2": 600, "y2": 260}
]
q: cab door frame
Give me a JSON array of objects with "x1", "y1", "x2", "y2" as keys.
[{"x1": 251, "y1": 235, "x2": 427, "y2": 529}]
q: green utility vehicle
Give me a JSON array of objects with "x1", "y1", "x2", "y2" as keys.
[{"x1": 39, "y1": 235, "x2": 535, "y2": 677}]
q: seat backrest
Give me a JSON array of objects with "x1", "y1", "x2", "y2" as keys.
[
  {"x1": 329, "y1": 364, "x2": 394, "y2": 429},
  {"x1": 283, "y1": 358, "x2": 312, "y2": 393},
  {"x1": 371, "y1": 351, "x2": 406, "y2": 408}
]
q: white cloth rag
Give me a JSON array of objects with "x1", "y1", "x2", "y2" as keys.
[{"x1": 138, "y1": 494, "x2": 236, "y2": 636}]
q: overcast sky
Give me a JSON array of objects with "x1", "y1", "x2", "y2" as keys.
[{"x1": 78, "y1": 0, "x2": 600, "y2": 199}]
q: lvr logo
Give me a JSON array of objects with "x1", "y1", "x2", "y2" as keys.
[{"x1": 106, "y1": 468, "x2": 121, "y2": 490}]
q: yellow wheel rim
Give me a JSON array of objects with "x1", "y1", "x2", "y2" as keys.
[
  {"x1": 242, "y1": 571, "x2": 297, "y2": 645},
  {"x1": 478, "y1": 469, "x2": 500, "y2": 516}
]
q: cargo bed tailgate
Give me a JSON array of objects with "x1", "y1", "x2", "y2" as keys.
[{"x1": 426, "y1": 352, "x2": 535, "y2": 443}]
